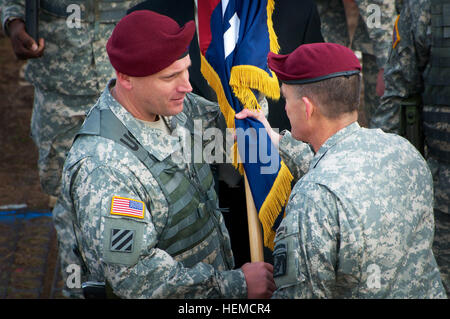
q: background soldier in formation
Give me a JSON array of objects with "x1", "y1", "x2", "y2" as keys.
[
  {"x1": 370, "y1": 0, "x2": 450, "y2": 295},
  {"x1": 1, "y1": 0, "x2": 141, "y2": 205},
  {"x1": 314, "y1": 0, "x2": 396, "y2": 125},
  {"x1": 1, "y1": 0, "x2": 141, "y2": 297}
]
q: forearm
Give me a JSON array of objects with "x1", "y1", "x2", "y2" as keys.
[
  {"x1": 106, "y1": 250, "x2": 247, "y2": 299},
  {"x1": 1, "y1": 1, "x2": 25, "y2": 35}
]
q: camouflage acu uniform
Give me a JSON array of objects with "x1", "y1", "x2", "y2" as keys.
[
  {"x1": 314, "y1": 0, "x2": 396, "y2": 125},
  {"x1": 1, "y1": 0, "x2": 140, "y2": 197},
  {"x1": 370, "y1": 0, "x2": 450, "y2": 295},
  {"x1": 272, "y1": 123, "x2": 446, "y2": 298},
  {"x1": 52, "y1": 80, "x2": 247, "y2": 299}
]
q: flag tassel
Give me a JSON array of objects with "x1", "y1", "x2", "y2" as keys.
[
  {"x1": 258, "y1": 162, "x2": 293, "y2": 250},
  {"x1": 230, "y1": 65, "x2": 280, "y2": 111}
]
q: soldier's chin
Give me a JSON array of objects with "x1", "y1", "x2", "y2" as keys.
[
  {"x1": 167, "y1": 99, "x2": 185, "y2": 115},
  {"x1": 291, "y1": 130, "x2": 303, "y2": 142}
]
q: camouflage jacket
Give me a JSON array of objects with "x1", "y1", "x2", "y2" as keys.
[
  {"x1": 369, "y1": 0, "x2": 431, "y2": 133},
  {"x1": 54, "y1": 80, "x2": 247, "y2": 298},
  {"x1": 272, "y1": 122, "x2": 446, "y2": 298},
  {"x1": 1, "y1": 0, "x2": 140, "y2": 95},
  {"x1": 315, "y1": 0, "x2": 396, "y2": 68}
]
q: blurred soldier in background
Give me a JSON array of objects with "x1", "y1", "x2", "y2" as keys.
[
  {"x1": 370, "y1": 0, "x2": 450, "y2": 296},
  {"x1": 314, "y1": 0, "x2": 396, "y2": 126},
  {"x1": 1, "y1": 0, "x2": 141, "y2": 206}
]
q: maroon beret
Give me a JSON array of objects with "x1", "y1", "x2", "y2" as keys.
[
  {"x1": 268, "y1": 43, "x2": 361, "y2": 84},
  {"x1": 106, "y1": 10, "x2": 195, "y2": 77}
]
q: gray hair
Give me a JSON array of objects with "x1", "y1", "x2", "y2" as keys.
[{"x1": 293, "y1": 73, "x2": 361, "y2": 119}]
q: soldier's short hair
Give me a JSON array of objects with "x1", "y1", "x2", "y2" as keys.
[{"x1": 293, "y1": 73, "x2": 361, "y2": 119}]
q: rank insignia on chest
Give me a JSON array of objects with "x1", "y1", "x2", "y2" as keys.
[
  {"x1": 110, "y1": 196, "x2": 145, "y2": 219},
  {"x1": 392, "y1": 15, "x2": 401, "y2": 49}
]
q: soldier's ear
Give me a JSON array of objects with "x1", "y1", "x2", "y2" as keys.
[
  {"x1": 116, "y1": 71, "x2": 132, "y2": 90},
  {"x1": 302, "y1": 97, "x2": 314, "y2": 120}
]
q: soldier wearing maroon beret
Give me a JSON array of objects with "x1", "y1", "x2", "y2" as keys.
[
  {"x1": 236, "y1": 42, "x2": 445, "y2": 298},
  {"x1": 53, "y1": 10, "x2": 276, "y2": 299}
]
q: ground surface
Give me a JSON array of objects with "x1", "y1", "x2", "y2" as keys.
[{"x1": 0, "y1": 28, "x2": 64, "y2": 299}]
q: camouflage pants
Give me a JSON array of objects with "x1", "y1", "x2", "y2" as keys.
[
  {"x1": 31, "y1": 87, "x2": 98, "y2": 197},
  {"x1": 428, "y1": 157, "x2": 450, "y2": 296}
]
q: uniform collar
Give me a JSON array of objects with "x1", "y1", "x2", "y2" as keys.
[
  {"x1": 101, "y1": 79, "x2": 182, "y2": 162},
  {"x1": 309, "y1": 121, "x2": 360, "y2": 169}
]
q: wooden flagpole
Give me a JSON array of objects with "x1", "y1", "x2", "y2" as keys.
[{"x1": 244, "y1": 172, "x2": 264, "y2": 262}]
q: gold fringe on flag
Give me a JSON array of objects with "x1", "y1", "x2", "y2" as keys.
[
  {"x1": 229, "y1": 0, "x2": 280, "y2": 110},
  {"x1": 229, "y1": 65, "x2": 280, "y2": 110},
  {"x1": 200, "y1": 54, "x2": 244, "y2": 173},
  {"x1": 200, "y1": 54, "x2": 236, "y2": 130},
  {"x1": 258, "y1": 162, "x2": 293, "y2": 250},
  {"x1": 267, "y1": 0, "x2": 280, "y2": 54}
]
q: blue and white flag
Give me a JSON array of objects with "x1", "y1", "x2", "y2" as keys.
[{"x1": 197, "y1": 0, "x2": 293, "y2": 250}]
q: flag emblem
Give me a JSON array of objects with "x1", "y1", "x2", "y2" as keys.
[
  {"x1": 198, "y1": 0, "x2": 293, "y2": 250},
  {"x1": 110, "y1": 196, "x2": 145, "y2": 219},
  {"x1": 110, "y1": 228, "x2": 134, "y2": 252}
]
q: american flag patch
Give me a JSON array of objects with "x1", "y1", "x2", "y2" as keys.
[{"x1": 110, "y1": 196, "x2": 145, "y2": 219}]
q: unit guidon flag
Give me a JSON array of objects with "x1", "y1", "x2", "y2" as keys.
[{"x1": 197, "y1": 0, "x2": 293, "y2": 250}]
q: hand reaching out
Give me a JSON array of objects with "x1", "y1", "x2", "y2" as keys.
[{"x1": 235, "y1": 109, "x2": 282, "y2": 147}]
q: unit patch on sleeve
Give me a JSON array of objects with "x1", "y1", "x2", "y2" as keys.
[
  {"x1": 102, "y1": 217, "x2": 145, "y2": 266},
  {"x1": 110, "y1": 196, "x2": 145, "y2": 219},
  {"x1": 392, "y1": 14, "x2": 401, "y2": 49},
  {"x1": 273, "y1": 243, "x2": 287, "y2": 278},
  {"x1": 110, "y1": 228, "x2": 135, "y2": 252}
]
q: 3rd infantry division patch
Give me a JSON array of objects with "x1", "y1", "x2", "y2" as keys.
[{"x1": 110, "y1": 228, "x2": 135, "y2": 252}]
